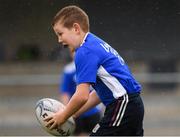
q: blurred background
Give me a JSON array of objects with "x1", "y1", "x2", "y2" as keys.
[{"x1": 0, "y1": 0, "x2": 180, "y2": 136}]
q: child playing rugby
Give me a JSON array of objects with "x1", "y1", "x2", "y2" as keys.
[{"x1": 45, "y1": 5, "x2": 144, "y2": 136}]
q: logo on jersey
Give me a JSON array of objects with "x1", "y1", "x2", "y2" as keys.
[{"x1": 100, "y1": 43, "x2": 125, "y2": 65}]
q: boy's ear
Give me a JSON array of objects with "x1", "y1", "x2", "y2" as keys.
[{"x1": 73, "y1": 23, "x2": 81, "y2": 33}]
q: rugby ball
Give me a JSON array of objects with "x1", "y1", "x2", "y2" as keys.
[{"x1": 35, "y1": 98, "x2": 75, "y2": 136}]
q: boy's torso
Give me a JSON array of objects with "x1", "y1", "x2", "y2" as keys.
[{"x1": 75, "y1": 33, "x2": 141, "y2": 106}]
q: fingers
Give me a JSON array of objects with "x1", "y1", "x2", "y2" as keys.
[
  {"x1": 43, "y1": 113, "x2": 65, "y2": 130},
  {"x1": 49, "y1": 121, "x2": 58, "y2": 130},
  {"x1": 44, "y1": 116, "x2": 52, "y2": 122},
  {"x1": 45, "y1": 118, "x2": 54, "y2": 128},
  {"x1": 45, "y1": 119, "x2": 57, "y2": 130},
  {"x1": 44, "y1": 116, "x2": 57, "y2": 130}
]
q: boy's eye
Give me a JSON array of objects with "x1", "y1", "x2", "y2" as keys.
[{"x1": 57, "y1": 32, "x2": 62, "y2": 36}]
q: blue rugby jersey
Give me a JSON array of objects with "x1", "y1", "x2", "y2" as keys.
[
  {"x1": 75, "y1": 33, "x2": 142, "y2": 106},
  {"x1": 60, "y1": 61, "x2": 100, "y2": 117}
]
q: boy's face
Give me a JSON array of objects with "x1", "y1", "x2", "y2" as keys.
[{"x1": 53, "y1": 21, "x2": 80, "y2": 49}]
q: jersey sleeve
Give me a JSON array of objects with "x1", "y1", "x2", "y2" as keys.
[{"x1": 75, "y1": 49, "x2": 100, "y2": 85}]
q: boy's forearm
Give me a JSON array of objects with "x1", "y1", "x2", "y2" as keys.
[
  {"x1": 60, "y1": 84, "x2": 90, "y2": 121},
  {"x1": 73, "y1": 90, "x2": 101, "y2": 118},
  {"x1": 62, "y1": 93, "x2": 87, "y2": 121}
]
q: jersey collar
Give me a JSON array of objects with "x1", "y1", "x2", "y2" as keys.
[{"x1": 80, "y1": 32, "x2": 89, "y2": 47}]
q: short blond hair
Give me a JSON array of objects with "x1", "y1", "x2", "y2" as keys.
[{"x1": 52, "y1": 5, "x2": 89, "y2": 32}]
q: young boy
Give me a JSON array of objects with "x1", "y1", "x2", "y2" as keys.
[{"x1": 45, "y1": 5, "x2": 144, "y2": 136}]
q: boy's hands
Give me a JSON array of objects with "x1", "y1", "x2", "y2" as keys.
[
  {"x1": 44, "y1": 111, "x2": 66, "y2": 130},
  {"x1": 44, "y1": 83, "x2": 90, "y2": 130}
]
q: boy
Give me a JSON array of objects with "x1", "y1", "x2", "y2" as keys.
[
  {"x1": 59, "y1": 47, "x2": 101, "y2": 135},
  {"x1": 45, "y1": 5, "x2": 144, "y2": 136}
]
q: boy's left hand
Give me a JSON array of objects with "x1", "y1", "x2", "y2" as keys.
[{"x1": 44, "y1": 111, "x2": 66, "y2": 130}]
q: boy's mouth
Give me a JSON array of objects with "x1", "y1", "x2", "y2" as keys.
[
  {"x1": 63, "y1": 44, "x2": 68, "y2": 48},
  {"x1": 60, "y1": 42, "x2": 68, "y2": 48}
]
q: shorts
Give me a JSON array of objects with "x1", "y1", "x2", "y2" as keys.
[
  {"x1": 90, "y1": 93, "x2": 144, "y2": 136},
  {"x1": 74, "y1": 112, "x2": 101, "y2": 135}
]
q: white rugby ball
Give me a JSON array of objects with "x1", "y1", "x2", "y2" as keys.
[{"x1": 35, "y1": 98, "x2": 75, "y2": 136}]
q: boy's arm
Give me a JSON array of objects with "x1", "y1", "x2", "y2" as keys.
[
  {"x1": 45, "y1": 83, "x2": 90, "y2": 129},
  {"x1": 73, "y1": 90, "x2": 101, "y2": 119},
  {"x1": 63, "y1": 83, "x2": 90, "y2": 118}
]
